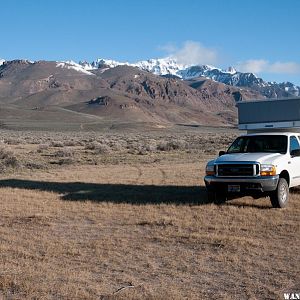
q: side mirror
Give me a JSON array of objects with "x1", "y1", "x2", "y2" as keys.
[
  {"x1": 291, "y1": 149, "x2": 300, "y2": 157},
  {"x1": 219, "y1": 150, "x2": 226, "y2": 156}
]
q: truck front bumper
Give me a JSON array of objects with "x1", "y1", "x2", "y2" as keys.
[{"x1": 204, "y1": 175, "x2": 279, "y2": 193}]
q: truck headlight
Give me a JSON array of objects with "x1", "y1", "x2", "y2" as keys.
[
  {"x1": 260, "y1": 164, "x2": 276, "y2": 176},
  {"x1": 206, "y1": 165, "x2": 215, "y2": 176}
]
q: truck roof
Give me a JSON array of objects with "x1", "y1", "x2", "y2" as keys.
[
  {"x1": 242, "y1": 132, "x2": 299, "y2": 137},
  {"x1": 237, "y1": 96, "x2": 299, "y2": 104}
]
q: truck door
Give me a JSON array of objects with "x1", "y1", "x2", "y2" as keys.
[{"x1": 289, "y1": 136, "x2": 300, "y2": 187}]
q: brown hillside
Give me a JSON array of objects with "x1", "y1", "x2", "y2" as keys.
[{"x1": 0, "y1": 60, "x2": 264, "y2": 128}]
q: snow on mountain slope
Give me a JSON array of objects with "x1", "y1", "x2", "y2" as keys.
[
  {"x1": 79, "y1": 58, "x2": 129, "y2": 70},
  {"x1": 80, "y1": 57, "x2": 187, "y2": 76},
  {"x1": 56, "y1": 60, "x2": 95, "y2": 75},
  {"x1": 2, "y1": 57, "x2": 299, "y2": 98},
  {"x1": 134, "y1": 58, "x2": 188, "y2": 76},
  {"x1": 81, "y1": 56, "x2": 260, "y2": 83},
  {"x1": 80, "y1": 57, "x2": 300, "y2": 97}
]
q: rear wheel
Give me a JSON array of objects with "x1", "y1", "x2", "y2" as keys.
[{"x1": 270, "y1": 178, "x2": 289, "y2": 208}]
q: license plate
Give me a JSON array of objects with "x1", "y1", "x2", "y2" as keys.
[{"x1": 228, "y1": 185, "x2": 240, "y2": 192}]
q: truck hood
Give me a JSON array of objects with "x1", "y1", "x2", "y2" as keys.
[{"x1": 215, "y1": 152, "x2": 285, "y2": 164}]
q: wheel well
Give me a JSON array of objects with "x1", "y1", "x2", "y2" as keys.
[{"x1": 279, "y1": 170, "x2": 290, "y2": 186}]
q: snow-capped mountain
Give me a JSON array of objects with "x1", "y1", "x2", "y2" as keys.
[
  {"x1": 1, "y1": 56, "x2": 299, "y2": 98},
  {"x1": 3, "y1": 57, "x2": 297, "y2": 98},
  {"x1": 80, "y1": 57, "x2": 188, "y2": 76},
  {"x1": 78, "y1": 57, "x2": 248, "y2": 81},
  {"x1": 134, "y1": 58, "x2": 188, "y2": 76},
  {"x1": 56, "y1": 60, "x2": 94, "y2": 75},
  {"x1": 79, "y1": 58, "x2": 128, "y2": 70},
  {"x1": 0, "y1": 57, "x2": 297, "y2": 127},
  {"x1": 78, "y1": 57, "x2": 300, "y2": 98},
  {"x1": 178, "y1": 65, "x2": 267, "y2": 87}
]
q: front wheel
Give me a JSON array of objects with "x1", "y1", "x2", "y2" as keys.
[
  {"x1": 270, "y1": 178, "x2": 289, "y2": 208},
  {"x1": 207, "y1": 188, "x2": 227, "y2": 204}
]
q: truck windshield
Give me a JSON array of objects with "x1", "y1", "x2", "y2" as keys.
[{"x1": 227, "y1": 135, "x2": 288, "y2": 154}]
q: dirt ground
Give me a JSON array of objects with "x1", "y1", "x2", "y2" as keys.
[{"x1": 0, "y1": 128, "x2": 299, "y2": 299}]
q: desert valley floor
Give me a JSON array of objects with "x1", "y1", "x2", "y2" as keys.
[{"x1": 0, "y1": 127, "x2": 299, "y2": 299}]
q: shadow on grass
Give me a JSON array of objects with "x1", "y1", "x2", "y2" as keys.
[
  {"x1": 0, "y1": 179, "x2": 278, "y2": 208},
  {"x1": 0, "y1": 179, "x2": 210, "y2": 205}
]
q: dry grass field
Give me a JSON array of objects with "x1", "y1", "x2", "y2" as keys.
[{"x1": 0, "y1": 128, "x2": 299, "y2": 299}]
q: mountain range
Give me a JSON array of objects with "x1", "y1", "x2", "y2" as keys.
[
  {"x1": 78, "y1": 57, "x2": 300, "y2": 98},
  {"x1": 0, "y1": 57, "x2": 298, "y2": 130}
]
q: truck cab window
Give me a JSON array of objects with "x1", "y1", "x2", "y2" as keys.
[
  {"x1": 227, "y1": 135, "x2": 287, "y2": 154},
  {"x1": 290, "y1": 136, "x2": 300, "y2": 154}
]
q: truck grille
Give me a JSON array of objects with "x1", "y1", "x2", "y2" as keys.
[{"x1": 217, "y1": 164, "x2": 259, "y2": 177}]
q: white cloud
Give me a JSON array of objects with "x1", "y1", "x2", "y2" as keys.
[
  {"x1": 158, "y1": 43, "x2": 177, "y2": 53},
  {"x1": 268, "y1": 62, "x2": 300, "y2": 74},
  {"x1": 236, "y1": 59, "x2": 268, "y2": 73},
  {"x1": 236, "y1": 59, "x2": 300, "y2": 74},
  {"x1": 159, "y1": 42, "x2": 300, "y2": 76},
  {"x1": 161, "y1": 41, "x2": 218, "y2": 66}
]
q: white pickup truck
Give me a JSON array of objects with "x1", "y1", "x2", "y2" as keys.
[{"x1": 204, "y1": 132, "x2": 300, "y2": 208}]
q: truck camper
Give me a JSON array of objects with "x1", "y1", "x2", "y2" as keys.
[{"x1": 204, "y1": 97, "x2": 300, "y2": 208}]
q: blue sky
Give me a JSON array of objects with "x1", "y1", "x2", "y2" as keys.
[{"x1": 1, "y1": 0, "x2": 300, "y2": 85}]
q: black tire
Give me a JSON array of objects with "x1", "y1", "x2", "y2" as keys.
[
  {"x1": 214, "y1": 191, "x2": 227, "y2": 204},
  {"x1": 207, "y1": 188, "x2": 227, "y2": 204},
  {"x1": 207, "y1": 189, "x2": 216, "y2": 202},
  {"x1": 270, "y1": 178, "x2": 289, "y2": 208}
]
